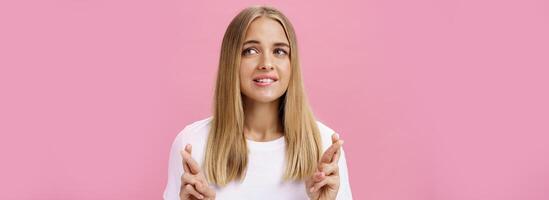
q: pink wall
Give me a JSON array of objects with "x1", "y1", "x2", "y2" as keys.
[{"x1": 1, "y1": 0, "x2": 548, "y2": 199}]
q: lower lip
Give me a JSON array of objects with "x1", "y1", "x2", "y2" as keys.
[{"x1": 254, "y1": 80, "x2": 276, "y2": 87}]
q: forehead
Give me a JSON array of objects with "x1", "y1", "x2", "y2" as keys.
[{"x1": 244, "y1": 17, "x2": 289, "y2": 44}]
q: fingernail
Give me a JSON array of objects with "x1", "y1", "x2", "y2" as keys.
[
  {"x1": 335, "y1": 133, "x2": 339, "y2": 139},
  {"x1": 199, "y1": 195, "x2": 204, "y2": 199},
  {"x1": 310, "y1": 187, "x2": 314, "y2": 193}
]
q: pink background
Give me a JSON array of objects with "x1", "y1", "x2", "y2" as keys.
[{"x1": 1, "y1": 0, "x2": 548, "y2": 199}]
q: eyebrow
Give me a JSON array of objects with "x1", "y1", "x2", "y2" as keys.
[{"x1": 242, "y1": 40, "x2": 290, "y2": 48}]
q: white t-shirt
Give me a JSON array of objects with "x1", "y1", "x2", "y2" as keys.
[{"x1": 163, "y1": 117, "x2": 353, "y2": 200}]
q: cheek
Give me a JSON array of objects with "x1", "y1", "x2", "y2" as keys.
[
  {"x1": 278, "y1": 61, "x2": 291, "y2": 83},
  {"x1": 240, "y1": 60, "x2": 256, "y2": 79}
]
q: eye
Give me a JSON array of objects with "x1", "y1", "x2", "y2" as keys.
[
  {"x1": 274, "y1": 48, "x2": 288, "y2": 56},
  {"x1": 242, "y1": 48, "x2": 259, "y2": 56}
]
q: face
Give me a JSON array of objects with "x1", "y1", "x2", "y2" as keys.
[{"x1": 239, "y1": 17, "x2": 291, "y2": 104}]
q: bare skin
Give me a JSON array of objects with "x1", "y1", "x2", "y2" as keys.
[
  {"x1": 179, "y1": 145, "x2": 215, "y2": 200},
  {"x1": 305, "y1": 133, "x2": 344, "y2": 200},
  {"x1": 240, "y1": 17, "x2": 291, "y2": 142},
  {"x1": 179, "y1": 17, "x2": 343, "y2": 200}
]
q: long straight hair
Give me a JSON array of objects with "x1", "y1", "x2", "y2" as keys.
[{"x1": 204, "y1": 6, "x2": 322, "y2": 186}]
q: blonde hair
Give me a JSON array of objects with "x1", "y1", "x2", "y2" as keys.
[{"x1": 204, "y1": 5, "x2": 322, "y2": 186}]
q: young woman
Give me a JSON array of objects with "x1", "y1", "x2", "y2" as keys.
[{"x1": 163, "y1": 6, "x2": 352, "y2": 200}]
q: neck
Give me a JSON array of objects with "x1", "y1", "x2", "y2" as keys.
[{"x1": 243, "y1": 96, "x2": 284, "y2": 142}]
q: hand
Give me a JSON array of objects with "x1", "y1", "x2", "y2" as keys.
[
  {"x1": 305, "y1": 133, "x2": 344, "y2": 200},
  {"x1": 179, "y1": 144, "x2": 216, "y2": 200}
]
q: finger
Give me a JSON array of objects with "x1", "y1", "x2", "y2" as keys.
[
  {"x1": 183, "y1": 184, "x2": 204, "y2": 199},
  {"x1": 311, "y1": 176, "x2": 338, "y2": 193},
  {"x1": 181, "y1": 173, "x2": 200, "y2": 186},
  {"x1": 182, "y1": 147, "x2": 201, "y2": 174},
  {"x1": 309, "y1": 177, "x2": 328, "y2": 193},
  {"x1": 180, "y1": 150, "x2": 190, "y2": 173},
  {"x1": 186, "y1": 144, "x2": 193, "y2": 154},
  {"x1": 319, "y1": 162, "x2": 339, "y2": 176},
  {"x1": 329, "y1": 133, "x2": 341, "y2": 163},
  {"x1": 320, "y1": 140, "x2": 343, "y2": 163},
  {"x1": 331, "y1": 133, "x2": 339, "y2": 144},
  {"x1": 195, "y1": 182, "x2": 216, "y2": 198},
  {"x1": 332, "y1": 145, "x2": 342, "y2": 164},
  {"x1": 183, "y1": 144, "x2": 195, "y2": 174},
  {"x1": 313, "y1": 171, "x2": 326, "y2": 182}
]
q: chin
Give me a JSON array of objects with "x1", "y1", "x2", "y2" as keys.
[
  {"x1": 242, "y1": 92, "x2": 285, "y2": 104},
  {"x1": 250, "y1": 95, "x2": 282, "y2": 103}
]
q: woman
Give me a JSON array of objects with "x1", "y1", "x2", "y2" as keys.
[{"x1": 163, "y1": 6, "x2": 352, "y2": 200}]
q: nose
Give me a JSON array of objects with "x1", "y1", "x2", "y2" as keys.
[
  {"x1": 258, "y1": 64, "x2": 274, "y2": 70},
  {"x1": 257, "y1": 52, "x2": 274, "y2": 71}
]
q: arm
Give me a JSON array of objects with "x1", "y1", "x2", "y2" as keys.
[
  {"x1": 306, "y1": 133, "x2": 353, "y2": 200},
  {"x1": 163, "y1": 127, "x2": 215, "y2": 200}
]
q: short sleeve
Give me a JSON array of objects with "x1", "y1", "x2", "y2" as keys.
[
  {"x1": 315, "y1": 120, "x2": 354, "y2": 199},
  {"x1": 162, "y1": 128, "x2": 188, "y2": 200},
  {"x1": 336, "y1": 148, "x2": 353, "y2": 200}
]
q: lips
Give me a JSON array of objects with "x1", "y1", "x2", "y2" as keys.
[
  {"x1": 252, "y1": 74, "x2": 278, "y2": 86},
  {"x1": 254, "y1": 78, "x2": 275, "y2": 83},
  {"x1": 253, "y1": 74, "x2": 278, "y2": 82}
]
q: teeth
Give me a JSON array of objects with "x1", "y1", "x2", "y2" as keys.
[{"x1": 256, "y1": 78, "x2": 274, "y2": 83}]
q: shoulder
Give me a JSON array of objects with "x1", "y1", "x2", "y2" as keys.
[
  {"x1": 176, "y1": 117, "x2": 212, "y2": 138},
  {"x1": 315, "y1": 120, "x2": 338, "y2": 152},
  {"x1": 171, "y1": 117, "x2": 213, "y2": 161}
]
